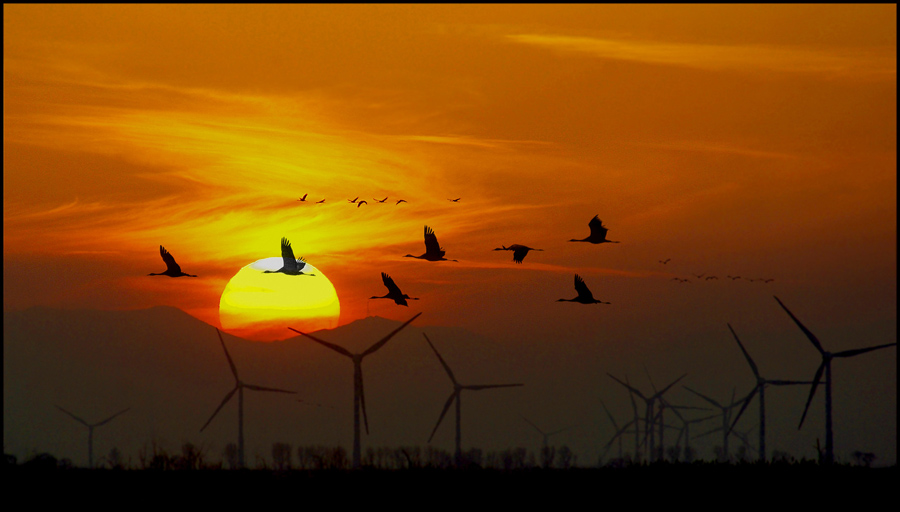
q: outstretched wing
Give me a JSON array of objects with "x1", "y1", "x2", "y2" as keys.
[
  {"x1": 588, "y1": 216, "x2": 608, "y2": 240},
  {"x1": 423, "y1": 226, "x2": 441, "y2": 255},
  {"x1": 512, "y1": 246, "x2": 528, "y2": 264},
  {"x1": 574, "y1": 274, "x2": 595, "y2": 301},
  {"x1": 280, "y1": 237, "x2": 299, "y2": 273},
  {"x1": 382, "y1": 272, "x2": 403, "y2": 296},
  {"x1": 160, "y1": 246, "x2": 182, "y2": 274}
]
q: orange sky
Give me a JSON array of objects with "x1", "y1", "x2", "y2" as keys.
[{"x1": 3, "y1": 4, "x2": 896, "y2": 465}]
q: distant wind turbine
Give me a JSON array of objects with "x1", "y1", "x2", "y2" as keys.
[
  {"x1": 608, "y1": 373, "x2": 686, "y2": 462},
  {"x1": 685, "y1": 386, "x2": 749, "y2": 462},
  {"x1": 200, "y1": 329, "x2": 295, "y2": 469},
  {"x1": 726, "y1": 323, "x2": 812, "y2": 462},
  {"x1": 424, "y1": 333, "x2": 523, "y2": 466},
  {"x1": 522, "y1": 416, "x2": 574, "y2": 467},
  {"x1": 773, "y1": 296, "x2": 897, "y2": 464},
  {"x1": 288, "y1": 313, "x2": 421, "y2": 468},
  {"x1": 55, "y1": 405, "x2": 130, "y2": 468},
  {"x1": 599, "y1": 400, "x2": 637, "y2": 463}
]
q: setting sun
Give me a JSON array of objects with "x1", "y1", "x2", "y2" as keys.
[{"x1": 219, "y1": 258, "x2": 340, "y2": 341}]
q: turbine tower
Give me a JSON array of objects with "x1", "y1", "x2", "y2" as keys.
[
  {"x1": 685, "y1": 386, "x2": 749, "y2": 462},
  {"x1": 201, "y1": 328, "x2": 296, "y2": 469},
  {"x1": 599, "y1": 399, "x2": 637, "y2": 463},
  {"x1": 424, "y1": 333, "x2": 523, "y2": 467},
  {"x1": 726, "y1": 323, "x2": 812, "y2": 461},
  {"x1": 289, "y1": 312, "x2": 421, "y2": 468},
  {"x1": 55, "y1": 405, "x2": 130, "y2": 468},
  {"x1": 774, "y1": 296, "x2": 897, "y2": 464},
  {"x1": 522, "y1": 416, "x2": 574, "y2": 468},
  {"x1": 607, "y1": 372, "x2": 686, "y2": 462}
]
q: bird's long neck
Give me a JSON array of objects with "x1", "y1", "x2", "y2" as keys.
[{"x1": 569, "y1": 238, "x2": 589, "y2": 242}]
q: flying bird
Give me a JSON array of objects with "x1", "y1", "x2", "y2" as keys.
[
  {"x1": 558, "y1": 274, "x2": 610, "y2": 304},
  {"x1": 316, "y1": 199, "x2": 326, "y2": 203},
  {"x1": 693, "y1": 273, "x2": 706, "y2": 279},
  {"x1": 374, "y1": 197, "x2": 388, "y2": 203},
  {"x1": 705, "y1": 276, "x2": 718, "y2": 280},
  {"x1": 569, "y1": 215, "x2": 620, "y2": 244},
  {"x1": 659, "y1": 259, "x2": 671, "y2": 264},
  {"x1": 728, "y1": 275, "x2": 741, "y2": 280},
  {"x1": 348, "y1": 197, "x2": 359, "y2": 203},
  {"x1": 396, "y1": 199, "x2": 407, "y2": 205},
  {"x1": 357, "y1": 200, "x2": 368, "y2": 208},
  {"x1": 148, "y1": 246, "x2": 197, "y2": 277},
  {"x1": 448, "y1": 198, "x2": 461, "y2": 202},
  {"x1": 405, "y1": 226, "x2": 456, "y2": 262},
  {"x1": 762, "y1": 278, "x2": 774, "y2": 284},
  {"x1": 263, "y1": 238, "x2": 315, "y2": 276},
  {"x1": 493, "y1": 244, "x2": 542, "y2": 264},
  {"x1": 297, "y1": 194, "x2": 308, "y2": 202},
  {"x1": 370, "y1": 272, "x2": 419, "y2": 306}
]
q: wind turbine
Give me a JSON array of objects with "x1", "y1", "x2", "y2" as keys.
[
  {"x1": 685, "y1": 386, "x2": 749, "y2": 462},
  {"x1": 55, "y1": 405, "x2": 130, "y2": 468},
  {"x1": 289, "y1": 312, "x2": 421, "y2": 468},
  {"x1": 607, "y1": 372, "x2": 686, "y2": 462},
  {"x1": 522, "y1": 416, "x2": 574, "y2": 468},
  {"x1": 599, "y1": 399, "x2": 637, "y2": 463},
  {"x1": 726, "y1": 323, "x2": 812, "y2": 461},
  {"x1": 200, "y1": 328, "x2": 296, "y2": 469},
  {"x1": 773, "y1": 296, "x2": 897, "y2": 464},
  {"x1": 424, "y1": 333, "x2": 523, "y2": 466}
]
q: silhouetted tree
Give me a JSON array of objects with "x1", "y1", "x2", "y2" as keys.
[
  {"x1": 557, "y1": 445, "x2": 575, "y2": 469},
  {"x1": 224, "y1": 443, "x2": 238, "y2": 470},
  {"x1": 540, "y1": 445, "x2": 556, "y2": 468},
  {"x1": 272, "y1": 442, "x2": 292, "y2": 470}
]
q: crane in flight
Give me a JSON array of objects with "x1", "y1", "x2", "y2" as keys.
[
  {"x1": 374, "y1": 197, "x2": 388, "y2": 203},
  {"x1": 569, "y1": 215, "x2": 619, "y2": 244},
  {"x1": 448, "y1": 198, "x2": 461, "y2": 202},
  {"x1": 297, "y1": 194, "x2": 308, "y2": 202},
  {"x1": 264, "y1": 238, "x2": 315, "y2": 276},
  {"x1": 493, "y1": 244, "x2": 542, "y2": 264},
  {"x1": 370, "y1": 273, "x2": 419, "y2": 306},
  {"x1": 148, "y1": 246, "x2": 197, "y2": 277},
  {"x1": 405, "y1": 226, "x2": 457, "y2": 262},
  {"x1": 558, "y1": 274, "x2": 610, "y2": 304},
  {"x1": 396, "y1": 199, "x2": 407, "y2": 205},
  {"x1": 348, "y1": 197, "x2": 359, "y2": 203}
]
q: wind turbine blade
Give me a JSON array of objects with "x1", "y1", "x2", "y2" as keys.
[
  {"x1": 695, "y1": 426, "x2": 724, "y2": 439},
  {"x1": 359, "y1": 366, "x2": 369, "y2": 435},
  {"x1": 94, "y1": 407, "x2": 131, "y2": 427},
  {"x1": 652, "y1": 374, "x2": 688, "y2": 399},
  {"x1": 683, "y1": 386, "x2": 722, "y2": 409},
  {"x1": 243, "y1": 384, "x2": 296, "y2": 394},
  {"x1": 466, "y1": 383, "x2": 524, "y2": 391},
  {"x1": 599, "y1": 400, "x2": 620, "y2": 429},
  {"x1": 833, "y1": 343, "x2": 897, "y2": 358},
  {"x1": 200, "y1": 387, "x2": 238, "y2": 432},
  {"x1": 774, "y1": 296, "x2": 825, "y2": 355},
  {"x1": 547, "y1": 425, "x2": 575, "y2": 436},
  {"x1": 643, "y1": 364, "x2": 659, "y2": 394},
  {"x1": 216, "y1": 328, "x2": 240, "y2": 381},
  {"x1": 659, "y1": 397, "x2": 686, "y2": 422},
  {"x1": 424, "y1": 333, "x2": 457, "y2": 385},
  {"x1": 362, "y1": 312, "x2": 422, "y2": 357},
  {"x1": 768, "y1": 380, "x2": 815, "y2": 386},
  {"x1": 728, "y1": 386, "x2": 758, "y2": 435},
  {"x1": 728, "y1": 323, "x2": 760, "y2": 378},
  {"x1": 798, "y1": 361, "x2": 826, "y2": 430},
  {"x1": 522, "y1": 416, "x2": 545, "y2": 435},
  {"x1": 55, "y1": 405, "x2": 90, "y2": 427},
  {"x1": 608, "y1": 373, "x2": 647, "y2": 400},
  {"x1": 428, "y1": 392, "x2": 458, "y2": 443},
  {"x1": 288, "y1": 328, "x2": 353, "y2": 358}
]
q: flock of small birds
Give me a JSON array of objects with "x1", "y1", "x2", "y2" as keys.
[{"x1": 663, "y1": 266, "x2": 776, "y2": 285}]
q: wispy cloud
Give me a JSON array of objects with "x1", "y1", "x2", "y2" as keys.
[{"x1": 505, "y1": 33, "x2": 897, "y2": 79}]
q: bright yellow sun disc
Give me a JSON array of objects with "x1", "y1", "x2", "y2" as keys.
[{"x1": 219, "y1": 258, "x2": 340, "y2": 341}]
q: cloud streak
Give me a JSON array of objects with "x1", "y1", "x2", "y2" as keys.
[{"x1": 505, "y1": 33, "x2": 897, "y2": 79}]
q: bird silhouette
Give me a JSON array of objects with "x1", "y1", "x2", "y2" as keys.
[
  {"x1": 728, "y1": 275, "x2": 741, "y2": 280},
  {"x1": 448, "y1": 198, "x2": 461, "y2": 202},
  {"x1": 659, "y1": 259, "x2": 671, "y2": 264},
  {"x1": 348, "y1": 197, "x2": 359, "y2": 203},
  {"x1": 705, "y1": 276, "x2": 718, "y2": 280},
  {"x1": 396, "y1": 199, "x2": 407, "y2": 205},
  {"x1": 316, "y1": 199, "x2": 326, "y2": 203},
  {"x1": 370, "y1": 272, "x2": 419, "y2": 306},
  {"x1": 693, "y1": 273, "x2": 706, "y2": 279},
  {"x1": 493, "y1": 244, "x2": 542, "y2": 264},
  {"x1": 263, "y1": 238, "x2": 315, "y2": 276},
  {"x1": 569, "y1": 215, "x2": 620, "y2": 244},
  {"x1": 374, "y1": 197, "x2": 388, "y2": 203},
  {"x1": 149, "y1": 246, "x2": 197, "y2": 277},
  {"x1": 405, "y1": 226, "x2": 456, "y2": 262},
  {"x1": 297, "y1": 194, "x2": 308, "y2": 202},
  {"x1": 357, "y1": 200, "x2": 368, "y2": 208},
  {"x1": 762, "y1": 278, "x2": 774, "y2": 284},
  {"x1": 558, "y1": 274, "x2": 610, "y2": 304}
]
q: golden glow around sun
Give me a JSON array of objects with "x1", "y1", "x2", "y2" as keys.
[{"x1": 219, "y1": 258, "x2": 340, "y2": 341}]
